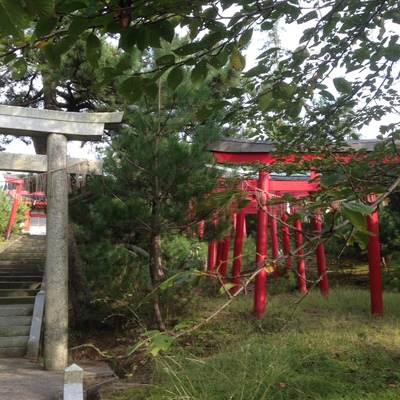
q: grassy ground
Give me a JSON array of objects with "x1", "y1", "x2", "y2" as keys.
[
  {"x1": 98, "y1": 288, "x2": 400, "y2": 399},
  {"x1": 0, "y1": 235, "x2": 21, "y2": 251}
]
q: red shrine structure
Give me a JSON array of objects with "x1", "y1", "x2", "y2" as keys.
[
  {"x1": 2, "y1": 174, "x2": 46, "y2": 238},
  {"x1": 206, "y1": 138, "x2": 383, "y2": 318}
]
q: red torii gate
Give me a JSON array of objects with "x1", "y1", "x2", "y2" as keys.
[{"x1": 206, "y1": 138, "x2": 383, "y2": 318}]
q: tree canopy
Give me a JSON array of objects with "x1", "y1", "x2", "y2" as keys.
[
  {"x1": 2, "y1": 0, "x2": 400, "y2": 254},
  {"x1": 1, "y1": 0, "x2": 399, "y2": 140}
]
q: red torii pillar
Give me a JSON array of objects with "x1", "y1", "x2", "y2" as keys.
[
  {"x1": 254, "y1": 171, "x2": 269, "y2": 318},
  {"x1": 207, "y1": 240, "x2": 217, "y2": 275},
  {"x1": 5, "y1": 179, "x2": 24, "y2": 240},
  {"x1": 269, "y1": 206, "x2": 280, "y2": 280},
  {"x1": 366, "y1": 195, "x2": 383, "y2": 315},
  {"x1": 293, "y1": 209, "x2": 307, "y2": 293},
  {"x1": 281, "y1": 208, "x2": 293, "y2": 276},
  {"x1": 219, "y1": 235, "x2": 231, "y2": 278},
  {"x1": 231, "y1": 209, "x2": 246, "y2": 294},
  {"x1": 312, "y1": 212, "x2": 329, "y2": 296}
]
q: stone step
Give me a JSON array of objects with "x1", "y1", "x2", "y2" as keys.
[
  {"x1": 0, "y1": 336, "x2": 29, "y2": 348},
  {"x1": 0, "y1": 257, "x2": 45, "y2": 267},
  {"x1": 0, "y1": 305, "x2": 34, "y2": 317},
  {"x1": 0, "y1": 289, "x2": 40, "y2": 297},
  {"x1": 0, "y1": 282, "x2": 41, "y2": 290},
  {"x1": 0, "y1": 325, "x2": 31, "y2": 337},
  {"x1": 0, "y1": 346, "x2": 27, "y2": 358},
  {"x1": 0, "y1": 276, "x2": 42, "y2": 282},
  {"x1": 0, "y1": 297, "x2": 35, "y2": 305},
  {"x1": 0, "y1": 269, "x2": 43, "y2": 274},
  {"x1": 0, "y1": 315, "x2": 32, "y2": 326},
  {"x1": 0, "y1": 254, "x2": 45, "y2": 259}
]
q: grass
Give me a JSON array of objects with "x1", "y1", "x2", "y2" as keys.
[
  {"x1": 0, "y1": 235, "x2": 21, "y2": 251},
  {"x1": 99, "y1": 288, "x2": 400, "y2": 399}
]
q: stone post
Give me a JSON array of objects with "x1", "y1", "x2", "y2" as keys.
[
  {"x1": 63, "y1": 364, "x2": 84, "y2": 400},
  {"x1": 44, "y1": 133, "x2": 69, "y2": 371}
]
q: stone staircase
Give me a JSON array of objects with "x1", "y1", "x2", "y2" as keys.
[{"x1": 0, "y1": 235, "x2": 45, "y2": 357}]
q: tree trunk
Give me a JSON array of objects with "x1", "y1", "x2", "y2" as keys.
[
  {"x1": 149, "y1": 201, "x2": 166, "y2": 331},
  {"x1": 68, "y1": 219, "x2": 91, "y2": 328}
]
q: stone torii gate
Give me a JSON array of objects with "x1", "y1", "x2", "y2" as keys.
[{"x1": 0, "y1": 105, "x2": 123, "y2": 371}]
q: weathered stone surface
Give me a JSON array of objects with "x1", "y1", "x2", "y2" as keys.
[
  {"x1": 64, "y1": 364, "x2": 84, "y2": 400},
  {"x1": 208, "y1": 137, "x2": 383, "y2": 153},
  {"x1": 44, "y1": 134, "x2": 69, "y2": 371},
  {"x1": 0, "y1": 105, "x2": 123, "y2": 141},
  {"x1": 0, "y1": 153, "x2": 103, "y2": 174}
]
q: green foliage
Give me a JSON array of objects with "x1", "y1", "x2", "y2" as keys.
[
  {"x1": 0, "y1": 190, "x2": 29, "y2": 236},
  {"x1": 0, "y1": 190, "x2": 11, "y2": 235}
]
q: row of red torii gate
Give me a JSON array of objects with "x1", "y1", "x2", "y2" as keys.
[{"x1": 201, "y1": 138, "x2": 383, "y2": 318}]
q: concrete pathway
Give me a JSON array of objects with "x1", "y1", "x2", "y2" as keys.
[{"x1": 0, "y1": 357, "x2": 116, "y2": 400}]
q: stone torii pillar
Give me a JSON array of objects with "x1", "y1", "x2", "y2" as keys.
[{"x1": 0, "y1": 105, "x2": 123, "y2": 371}]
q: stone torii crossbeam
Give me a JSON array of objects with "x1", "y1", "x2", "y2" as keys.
[{"x1": 0, "y1": 105, "x2": 123, "y2": 371}]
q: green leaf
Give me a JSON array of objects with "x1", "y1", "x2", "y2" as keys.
[
  {"x1": 244, "y1": 64, "x2": 269, "y2": 78},
  {"x1": 384, "y1": 44, "x2": 400, "y2": 61},
  {"x1": 342, "y1": 202, "x2": 374, "y2": 215},
  {"x1": 68, "y1": 17, "x2": 91, "y2": 37},
  {"x1": 292, "y1": 45, "x2": 309, "y2": 65},
  {"x1": 0, "y1": 0, "x2": 28, "y2": 39},
  {"x1": 209, "y1": 53, "x2": 227, "y2": 68},
  {"x1": 173, "y1": 322, "x2": 195, "y2": 331},
  {"x1": 35, "y1": 15, "x2": 58, "y2": 37},
  {"x1": 259, "y1": 92, "x2": 273, "y2": 111},
  {"x1": 86, "y1": 34, "x2": 102, "y2": 68},
  {"x1": 119, "y1": 77, "x2": 143, "y2": 103},
  {"x1": 321, "y1": 173, "x2": 344, "y2": 187},
  {"x1": 149, "y1": 334, "x2": 173, "y2": 357},
  {"x1": 347, "y1": 230, "x2": 369, "y2": 250},
  {"x1": 191, "y1": 60, "x2": 208, "y2": 90},
  {"x1": 286, "y1": 100, "x2": 303, "y2": 119},
  {"x1": 156, "y1": 54, "x2": 175, "y2": 66},
  {"x1": 142, "y1": 80, "x2": 158, "y2": 100},
  {"x1": 141, "y1": 330, "x2": 161, "y2": 337},
  {"x1": 125, "y1": 339, "x2": 147, "y2": 356},
  {"x1": 56, "y1": 1, "x2": 86, "y2": 13},
  {"x1": 230, "y1": 46, "x2": 246, "y2": 71},
  {"x1": 297, "y1": 10, "x2": 318, "y2": 24},
  {"x1": 238, "y1": 28, "x2": 253, "y2": 47},
  {"x1": 200, "y1": 31, "x2": 224, "y2": 50},
  {"x1": 333, "y1": 77, "x2": 352, "y2": 94},
  {"x1": 320, "y1": 89, "x2": 335, "y2": 101},
  {"x1": 27, "y1": 0, "x2": 54, "y2": 17},
  {"x1": 188, "y1": 19, "x2": 201, "y2": 40},
  {"x1": 119, "y1": 27, "x2": 139, "y2": 53},
  {"x1": 40, "y1": 42, "x2": 61, "y2": 68},
  {"x1": 3, "y1": 53, "x2": 17, "y2": 65},
  {"x1": 218, "y1": 283, "x2": 236, "y2": 295},
  {"x1": 272, "y1": 82, "x2": 296, "y2": 100},
  {"x1": 11, "y1": 58, "x2": 27, "y2": 80},
  {"x1": 152, "y1": 20, "x2": 174, "y2": 43},
  {"x1": 167, "y1": 66, "x2": 184, "y2": 90},
  {"x1": 196, "y1": 100, "x2": 231, "y2": 119},
  {"x1": 137, "y1": 28, "x2": 150, "y2": 51},
  {"x1": 341, "y1": 207, "x2": 367, "y2": 231},
  {"x1": 173, "y1": 42, "x2": 203, "y2": 56},
  {"x1": 53, "y1": 35, "x2": 75, "y2": 55}
]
